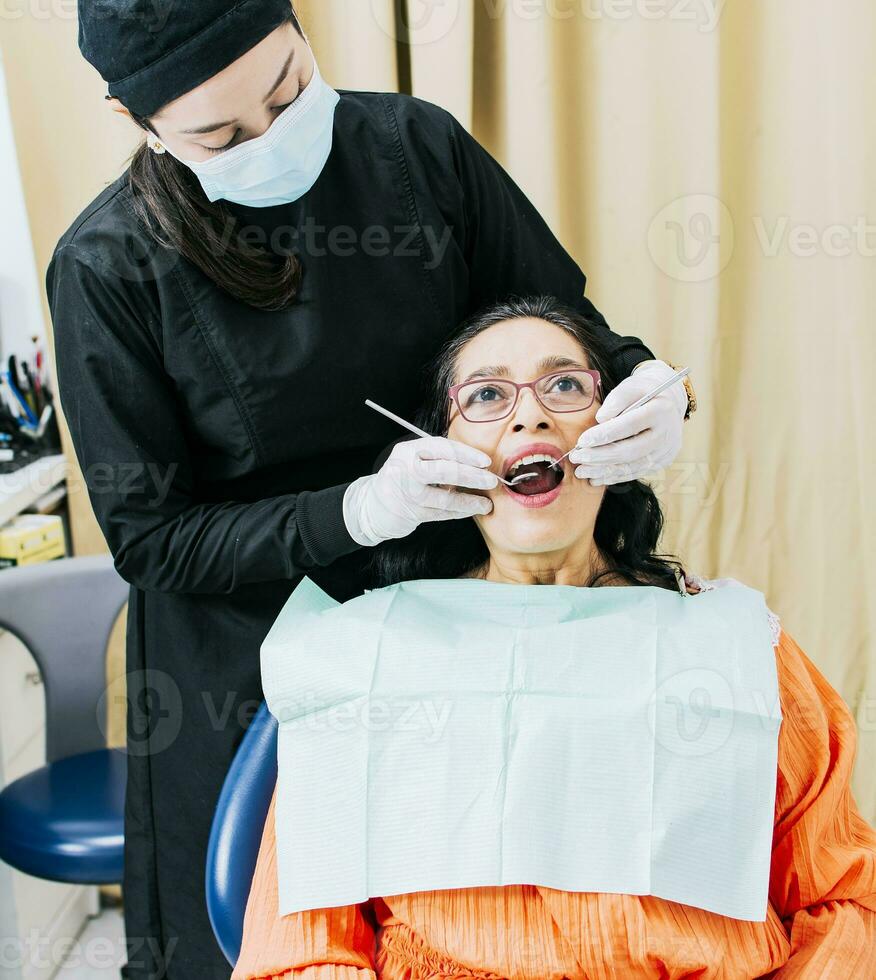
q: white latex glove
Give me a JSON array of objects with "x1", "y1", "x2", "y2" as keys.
[
  {"x1": 343, "y1": 436, "x2": 498, "y2": 547},
  {"x1": 568, "y1": 360, "x2": 687, "y2": 486}
]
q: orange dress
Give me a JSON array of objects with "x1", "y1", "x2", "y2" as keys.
[{"x1": 231, "y1": 628, "x2": 876, "y2": 979}]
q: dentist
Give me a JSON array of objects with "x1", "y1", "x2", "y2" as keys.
[{"x1": 48, "y1": 2, "x2": 696, "y2": 976}]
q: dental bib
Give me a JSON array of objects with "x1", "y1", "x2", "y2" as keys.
[{"x1": 261, "y1": 576, "x2": 783, "y2": 921}]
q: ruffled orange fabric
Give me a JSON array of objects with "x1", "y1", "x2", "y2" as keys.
[{"x1": 231, "y1": 629, "x2": 876, "y2": 979}]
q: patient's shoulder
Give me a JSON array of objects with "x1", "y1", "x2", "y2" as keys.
[{"x1": 685, "y1": 572, "x2": 782, "y2": 647}]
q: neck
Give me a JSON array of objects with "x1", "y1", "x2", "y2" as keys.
[{"x1": 478, "y1": 536, "x2": 613, "y2": 587}]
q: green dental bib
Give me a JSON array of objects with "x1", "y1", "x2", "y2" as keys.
[{"x1": 261, "y1": 576, "x2": 782, "y2": 920}]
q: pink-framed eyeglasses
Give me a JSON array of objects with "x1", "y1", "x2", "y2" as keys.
[{"x1": 449, "y1": 369, "x2": 602, "y2": 423}]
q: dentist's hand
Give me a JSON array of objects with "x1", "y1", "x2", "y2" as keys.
[
  {"x1": 343, "y1": 436, "x2": 497, "y2": 547},
  {"x1": 569, "y1": 360, "x2": 687, "y2": 486}
]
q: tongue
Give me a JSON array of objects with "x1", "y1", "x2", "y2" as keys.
[{"x1": 510, "y1": 462, "x2": 562, "y2": 496}]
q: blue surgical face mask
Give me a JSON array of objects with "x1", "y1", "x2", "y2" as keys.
[{"x1": 169, "y1": 53, "x2": 340, "y2": 208}]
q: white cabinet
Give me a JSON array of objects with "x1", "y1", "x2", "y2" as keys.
[
  {"x1": 0, "y1": 42, "x2": 100, "y2": 974},
  {"x1": 0, "y1": 629, "x2": 46, "y2": 777},
  {"x1": 0, "y1": 629, "x2": 99, "y2": 980}
]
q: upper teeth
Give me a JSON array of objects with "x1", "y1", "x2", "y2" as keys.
[{"x1": 509, "y1": 453, "x2": 558, "y2": 475}]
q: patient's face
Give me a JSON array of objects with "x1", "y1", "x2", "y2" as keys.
[{"x1": 447, "y1": 318, "x2": 605, "y2": 557}]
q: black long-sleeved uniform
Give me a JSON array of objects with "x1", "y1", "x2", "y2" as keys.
[{"x1": 47, "y1": 91, "x2": 655, "y2": 978}]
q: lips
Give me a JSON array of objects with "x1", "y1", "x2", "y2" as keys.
[{"x1": 500, "y1": 442, "x2": 567, "y2": 508}]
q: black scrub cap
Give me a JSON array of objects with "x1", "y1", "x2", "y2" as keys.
[{"x1": 78, "y1": 0, "x2": 299, "y2": 118}]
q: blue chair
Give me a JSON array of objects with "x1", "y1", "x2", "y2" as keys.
[
  {"x1": 0, "y1": 556, "x2": 130, "y2": 884},
  {"x1": 206, "y1": 700, "x2": 278, "y2": 966}
]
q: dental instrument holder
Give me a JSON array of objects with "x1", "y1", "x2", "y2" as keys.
[
  {"x1": 0, "y1": 374, "x2": 62, "y2": 454},
  {"x1": 364, "y1": 399, "x2": 537, "y2": 487}
]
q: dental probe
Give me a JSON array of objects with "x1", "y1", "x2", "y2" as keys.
[
  {"x1": 364, "y1": 399, "x2": 538, "y2": 487},
  {"x1": 550, "y1": 367, "x2": 691, "y2": 470}
]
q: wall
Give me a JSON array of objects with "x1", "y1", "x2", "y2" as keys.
[
  {"x1": 0, "y1": 8, "x2": 138, "y2": 556},
  {"x1": 0, "y1": 48, "x2": 46, "y2": 367},
  {"x1": 0, "y1": 0, "x2": 398, "y2": 556}
]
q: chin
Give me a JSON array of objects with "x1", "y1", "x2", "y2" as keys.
[{"x1": 482, "y1": 517, "x2": 571, "y2": 555}]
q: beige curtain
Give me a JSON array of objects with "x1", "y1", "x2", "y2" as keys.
[{"x1": 3, "y1": 0, "x2": 874, "y2": 816}]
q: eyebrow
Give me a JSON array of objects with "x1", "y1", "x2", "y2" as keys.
[
  {"x1": 176, "y1": 49, "x2": 296, "y2": 135},
  {"x1": 461, "y1": 355, "x2": 588, "y2": 383}
]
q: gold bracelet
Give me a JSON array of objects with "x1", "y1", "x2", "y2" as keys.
[{"x1": 667, "y1": 362, "x2": 697, "y2": 421}]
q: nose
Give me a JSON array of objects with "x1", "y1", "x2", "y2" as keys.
[
  {"x1": 509, "y1": 387, "x2": 553, "y2": 432},
  {"x1": 235, "y1": 106, "x2": 282, "y2": 143}
]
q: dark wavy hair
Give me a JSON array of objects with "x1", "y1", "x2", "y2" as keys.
[
  {"x1": 367, "y1": 295, "x2": 687, "y2": 591},
  {"x1": 123, "y1": 8, "x2": 303, "y2": 312}
]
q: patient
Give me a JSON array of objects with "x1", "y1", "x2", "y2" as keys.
[{"x1": 232, "y1": 296, "x2": 876, "y2": 979}]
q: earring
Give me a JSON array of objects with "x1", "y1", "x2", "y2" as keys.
[{"x1": 146, "y1": 133, "x2": 166, "y2": 155}]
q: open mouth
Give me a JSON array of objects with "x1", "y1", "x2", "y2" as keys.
[{"x1": 504, "y1": 454, "x2": 566, "y2": 496}]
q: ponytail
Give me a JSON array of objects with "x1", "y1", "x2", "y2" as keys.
[{"x1": 124, "y1": 6, "x2": 304, "y2": 312}]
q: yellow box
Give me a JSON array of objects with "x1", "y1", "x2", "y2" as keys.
[{"x1": 0, "y1": 514, "x2": 66, "y2": 569}]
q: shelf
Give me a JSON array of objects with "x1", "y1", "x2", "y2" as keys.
[{"x1": 0, "y1": 454, "x2": 67, "y2": 527}]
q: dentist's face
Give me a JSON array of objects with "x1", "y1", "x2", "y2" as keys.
[
  {"x1": 446, "y1": 317, "x2": 606, "y2": 555},
  {"x1": 144, "y1": 22, "x2": 313, "y2": 161}
]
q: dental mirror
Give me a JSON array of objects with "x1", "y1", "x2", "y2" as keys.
[{"x1": 364, "y1": 399, "x2": 538, "y2": 487}]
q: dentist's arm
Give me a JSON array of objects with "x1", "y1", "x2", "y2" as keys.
[
  {"x1": 440, "y1": 108, "x2": 690, "y2": 486},
  {"x1": 441, "y1": 109, "x2": 654, "y2": 379},
  {"x1": 343, "y1": 436, "x2": 495, "y2": 548},
  {"x1": 48, "y1": 243, "x2": 365, "y2": 594},
  {"x1": 568, "y1": 359, "x2": 689, "y2": 486}
]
